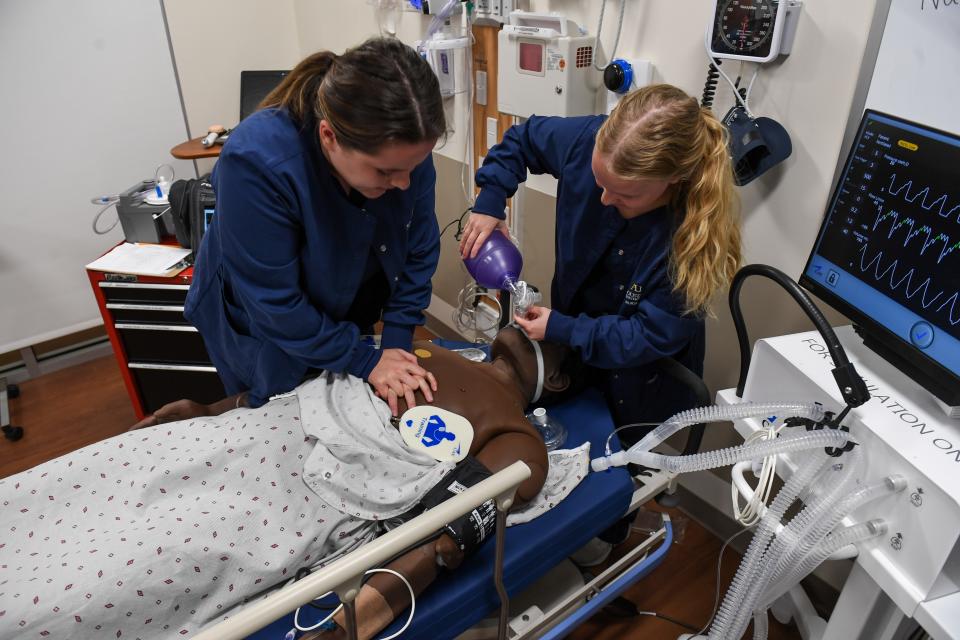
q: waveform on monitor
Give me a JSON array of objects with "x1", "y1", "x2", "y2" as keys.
[
  {"x1": 872, "y1": 208, "x2": 960, "y2": 264},
  {"x1": 858, "y1": 243, "x2": 960, "y2": 326},
  {"x1": 887, "y1": 173, "x2": 960, "y2": 221}
]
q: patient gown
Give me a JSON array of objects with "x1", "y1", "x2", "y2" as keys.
[{"x1": 0, "y1": 374, "x2": 451, "y2": 639}]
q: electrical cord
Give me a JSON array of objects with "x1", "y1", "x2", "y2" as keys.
[
  {"x1": 592, "y1": 0, "x2": 627, "y2": 71},
  {"x1": 293, "y1": 527, "x2": 443, "y2": 618},
  {"x1": 733, "y1": 63, "x2": 760, "y2": 111},
  {"x1": 635, "y1": 610, "x2": 702, "y2": 634},
  {"x1": 293, "y1": 568, "x2": 416, "y2": 639},
  {"x1": 701, "y1": 59, "x2": 722, "y2": 108},
  {"x1": 731, "y1": 419, "x2": 783, "y2": 527},
  {"x1": 702, "y1": 37, "x2": 756, "y2": 118},
  {"x1": 439, "y1": 206, "x2": 473, "y2": 240},
  {"x1": 91, "y1": 197, "x2": 121, "y2": 235},
  {"x1": 89, "y1": 184, "x2": 154, "y2": 235},
  {"x1": 744, "y1": 64, "x2": 760, "y2": 108},
  {"x1": 697, "y1": 527, "x2": 754, "y2": 636}
]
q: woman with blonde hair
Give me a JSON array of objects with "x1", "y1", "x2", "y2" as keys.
[{"x1": 461, "y1": 83, "x2": 742, "y2": 438}]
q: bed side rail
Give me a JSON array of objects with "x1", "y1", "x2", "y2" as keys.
[{"x1": 192, "y1": 460, "x2": 532, "y2": 640}]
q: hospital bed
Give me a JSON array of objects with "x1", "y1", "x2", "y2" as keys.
[{"x1": 196, "y1": 350, "x2": 707, "y2": 640}]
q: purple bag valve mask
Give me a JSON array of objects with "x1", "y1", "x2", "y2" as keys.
[{"x1": 462, "y1": 231, "x2": 523, "y2": 290}]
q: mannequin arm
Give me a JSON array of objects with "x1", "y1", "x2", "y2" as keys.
[{"x1": 307, "y1": 430, "x2": 548, "y2": 640}]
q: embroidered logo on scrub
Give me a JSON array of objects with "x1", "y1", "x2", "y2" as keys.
[
  {"x1": 624, "y1": 282, "x2": 643, "y2": 306},
  {"x1": 399, "y1": 406, "x2": 473, "y2": 462}
]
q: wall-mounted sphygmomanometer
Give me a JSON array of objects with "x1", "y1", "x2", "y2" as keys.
[
  {"x1": 702, "y1": 1, "x2": 802, "y2": 185},
  {"x1": 707, "y1": 0, "x2": 802, "y2": 63}
]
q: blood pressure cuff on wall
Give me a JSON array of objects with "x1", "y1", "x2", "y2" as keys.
[
  {"x1": 405, "y1": 456, "x2": 497, "y2": 557},
  {"x1": 723, "y1": 105, "x2": 793, "y2": 186}
]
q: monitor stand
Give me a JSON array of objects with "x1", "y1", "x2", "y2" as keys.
[{"x1": 854, "y1": 325, "x2": 960, "y2": 417}]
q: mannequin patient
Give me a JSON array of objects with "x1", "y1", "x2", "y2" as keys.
[{"x1": 0, "y1": 328, "x2": 573, "y2": 640}]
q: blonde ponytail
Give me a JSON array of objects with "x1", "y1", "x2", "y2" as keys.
[
  {"x1": 596, "y1": 84, "x2": 742, "y2": 315},
  {"x1": 670, "y1": 109, "x2": 742, "y2": 315}
]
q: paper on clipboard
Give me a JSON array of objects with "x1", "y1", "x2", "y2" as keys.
[{"x1": 86, "y1": 242, "x2": 191, "y2": 277}]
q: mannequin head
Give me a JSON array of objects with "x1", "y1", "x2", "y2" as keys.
[{"x1": 490, "y1": 326, "x2": 574, "y2": 405}]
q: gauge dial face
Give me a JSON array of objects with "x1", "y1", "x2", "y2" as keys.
[{"x1": 715, "y1": 0, "x2": 777, "y2": 55}]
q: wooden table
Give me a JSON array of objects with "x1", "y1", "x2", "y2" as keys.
[{"x1": 170, "y1": 136, "x2": 222, "y2": 160}]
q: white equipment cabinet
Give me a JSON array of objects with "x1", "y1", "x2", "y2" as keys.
[
  {"x1": 497, "y1": 11, "x2": 599, "y2": 118},
  {"x1": 717, "y1": 326, "x2": 960, "y2": 640}
]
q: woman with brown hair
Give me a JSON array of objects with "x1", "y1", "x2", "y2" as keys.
[
  {"x1": 186, "y1": 38, "x2": 446, "y2": 416},
  {"x1": 460, "y1": 84, "x2": 742, "y2": 438}
]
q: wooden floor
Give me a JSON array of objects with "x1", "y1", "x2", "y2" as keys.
[
  {"x1": 569, "y1": 509, "x2": 800, "y2": 640},
  {"x1": 1, "y1": 355, "x2": 135, "y2": 478},
  {"x1": 2, "y1": 353, "x2": 802, "y2": 640}
]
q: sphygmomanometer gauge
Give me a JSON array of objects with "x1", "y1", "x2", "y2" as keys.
[
  {"x1": 719, "y1": 0, "x2": 775, "y2": 53},
  {"x1": 709, "y1": 0, "x2": 795, "y2": 64}
]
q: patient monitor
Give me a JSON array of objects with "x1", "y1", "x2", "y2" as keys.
[{"x1": 801, "y1": 110, "x2": 960, "y2": 412}]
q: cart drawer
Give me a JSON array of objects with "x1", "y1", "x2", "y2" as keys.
[
  {"x1": 107, "y1": 303, "x2": 189, "y2": 325},
  {"x1": 99, "y1": 282, "x2": 190, "y2": 305},
  {"x1": 116, "y1": 324, "x2": 212, "y2": 364}
]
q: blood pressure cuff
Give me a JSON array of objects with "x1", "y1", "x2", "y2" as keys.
[
  {"x1": 406, "y1": 456, "x2": 498, "y2": 557},
  {"x1": 723, "y1": 105, "x2": 792, "y2": 186}
]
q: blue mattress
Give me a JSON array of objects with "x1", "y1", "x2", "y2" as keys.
[{"x1": 249, "y1": 388, "x2": 633, "y2": 640}]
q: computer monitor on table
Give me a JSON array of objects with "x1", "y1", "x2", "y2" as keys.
[
  {"x1": 801, "y1": 109, "x2": 960, "y2": 406},
  {"x1": 240, "y1": 70, "x2": 289, "y2": 122}
]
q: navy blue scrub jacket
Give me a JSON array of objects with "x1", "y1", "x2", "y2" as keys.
[
  {"x1": 473, "y1": 115, "x2": 705, "y2": 428},
  {"x1": 185, "y1": 108, "x2": 440, "y2": 406}
]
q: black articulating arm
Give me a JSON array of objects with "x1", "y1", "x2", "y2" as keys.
[{"x1": 728, "y1": 264, "x2": 871, "y2": 414}]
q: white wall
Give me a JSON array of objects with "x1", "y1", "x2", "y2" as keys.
[
  {"x1": 164, "y1": 1, "x2": 472, "y2": 173},
  {"x1": 866, "y1": 0, "x2": 959, "y2": 132},
  {"x1": 163, "y1": 0, "x2": 302, "y2": 173},
  {"x1": 293, "y1": 0, "x2": 473, "y2": 166},
  {"x1": 0, "y1": 1, "x2": 194, "y2": 354}
]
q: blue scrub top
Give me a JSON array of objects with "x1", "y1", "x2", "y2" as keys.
[
  {"x1": 185, "y1": 108, "x2": 440, "y2": 406},
  {"x1": 473, "y1": 115, "x2": 704, "y2": 427}
]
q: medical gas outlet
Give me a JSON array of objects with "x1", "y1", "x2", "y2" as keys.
[{"x1": 603, "y1": 58, "x2": 654, "y2": 114}]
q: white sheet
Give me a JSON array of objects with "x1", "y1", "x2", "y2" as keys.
[
  {"x1": 0, "y1": 393, "x2": 373, "y2": 639},
  {"x1": 299, "y1": 373, "x2": 454, "y2": 520}
]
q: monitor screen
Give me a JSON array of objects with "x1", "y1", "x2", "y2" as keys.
[
  {"x1": 801, "y1": 109, "x2": 960, "y2": 404},
  {"x1": 239, "y1": 70, "x2": 289, "y2": 121},
  {"x1": 203, "y1": 206, "x2": 215, "y2": 234}
]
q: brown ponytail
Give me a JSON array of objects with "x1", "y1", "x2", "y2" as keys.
[
  {"x1": 259, "y1": 51, "x2": 336, "y2": 124},
  {"x1": 596, "y1": 84, "x2": 742, "y2": 315},
  {"x1": 259, "y1": 37, "x2": 446, "y2": 151}
]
